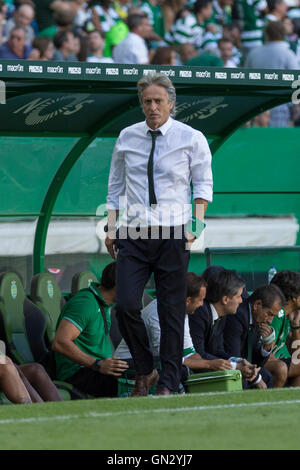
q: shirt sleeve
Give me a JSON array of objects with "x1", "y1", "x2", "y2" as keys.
[
  {"x1": 143, "y1": 300, "x2": 161, "y2": 357},
  {"x1": 183, "y1": 315, "x2": 196, "y2": 361},
  {"x1": 60, "y1": 292, "x2": 94, "y2": 332},
  {"x1": 106, "y1": 132, "x2": 126, "y2": 210},
  {"x1": 190, "y1": 131, "x2": 213, "y2": 202}
]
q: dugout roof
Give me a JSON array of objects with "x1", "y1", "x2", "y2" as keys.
[{"x1": 0, "y1": 59, "x2": 298, "y2": 273}]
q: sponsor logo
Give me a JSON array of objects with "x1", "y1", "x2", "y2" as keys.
[
  {"x1": 106, "y1": 67, "x2": 119, "y2": 75},
  {"x1": 249, "y1": 72, "x2": 261, "y2": 79},
  {"x1": 47, "y1": 66, "x2": 64, "y2": 74},
  {"x1": 68, "y1": 67, "x2": 82, "y2": 75},
  {"x1": 179, "y1": 70, "x2": 192, "y2": 78},
  {"x1": 29, "y1": 65, "x2": 43, "y2": 73}
]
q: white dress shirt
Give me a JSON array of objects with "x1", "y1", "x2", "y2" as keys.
[
  {"x1": 115, "y1": 299, "x2": 195, "y2": 362},
  {"x1": 106, "y1": 117, "x2": 213, "y2": 227},
  {"x1": 112, "y1": 32, "x2": 149, "y2": 64}
]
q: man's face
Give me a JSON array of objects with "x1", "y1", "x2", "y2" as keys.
[
  {"x1": 9, "y1": 29, "x2": 26, "y2": 53},
  {"x1": 186, "y1": 286, "x2": 206, "y2": 315},
  {"x1": 141, "y1": 84, "x2": 173, "y2": 129},
  {"x1": 292, "y1": 295, "x2": 300, "y2": 310},
  {"x1": 253, "y1": 299, "x2": 282, "y2": 325},
  {"x1": 219, "y1": 41, "x2": 233, "y2": 61},
  {"x1": 88, "y1": 31, "x2": 104, "y2": 52},
  {"x1": 15, "y1": 6, "x2": 34, "y2": 28},
  {"x1": 202, "y1": 3, "x2": 213, "y2": 20},
  {"x1": 137, "y1": 17, "x2": 153, "y2": 39},
  {"x1": 223, "y1": 287, "x2": 243, "y2": 315}
]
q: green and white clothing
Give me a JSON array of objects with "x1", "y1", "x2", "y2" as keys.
[
  {"x1": 165, "y1": 12, "x2": 218, "y2": 52},
  {"x1": 205, "y1": 0, "x2": 232, "y2": 31},
  {"x1": 139, "y1": 0, "x2": 165, "y2": 37},
  {"x1": 236, "y1": 0, "x2": 267, "y2": 49},
  {"x1": 115, "y1": 299, "x2": 196, "y2": 362},
  {"x1": 271, "y1": 308, "x2": 291, "y2": 359},
  {"x1": 94, "y1": 4, "x2": 120, "y2": 33},
  {"x1": 54, "y1": 283, "x2": 113, "y2": 381}
]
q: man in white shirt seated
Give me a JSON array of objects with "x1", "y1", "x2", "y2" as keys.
[
  {"x1": 86, "y1": 29, "x2": 114, "y2": 63},
  {"x1": 112, "y1": 12, "x2": 152, "y2": 64},
  {"x1": 115, "y1": 273, "x2": 208, "y2": 376}
]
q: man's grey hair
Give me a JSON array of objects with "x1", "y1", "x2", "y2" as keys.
[{"x1": 137, "y1": 73, "x2": 176, "y2": 117}]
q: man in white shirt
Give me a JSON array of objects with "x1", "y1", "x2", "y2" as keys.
[
  {"x1": 112, "y1": 13, "x2": 152, "y2": 64},
  {"x1": 105, "y1": 73, "x2": 213, "y2": 396},
  {"x1": 115, "y1": 273, "x2": 207, "y2": 368}
]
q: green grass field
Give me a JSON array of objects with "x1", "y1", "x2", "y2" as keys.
[{"x1": 1, "y1": 387, "x2": 300, "y2": 450}]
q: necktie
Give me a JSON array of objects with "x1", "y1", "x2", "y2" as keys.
[
  {"x1": 147, "y1": 130, "x2": 160, "y2": 206},
  {"x1": 247, "y1": 324, "x2": 255, "y2": 363}
]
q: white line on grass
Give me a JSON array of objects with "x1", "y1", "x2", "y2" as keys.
[{"x1": 1, "y1": 399, "x2": 300, "y2": 426}]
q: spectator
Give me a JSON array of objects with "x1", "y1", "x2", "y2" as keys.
[
  {"x1": 32, "y1": 36, "x2": 55, "y2": 60},
  {"x1": 270, "y1": 270, "x2": 300, "y2": 386},
  {"x1": 189, "y1": 268, "x2": 272, "y2": 388},
  {"x1": 150, "y1": 45, "x2": 176, "y2": 64},
  {"x1": 112, "y1": 13, "x2": 152, "y2": 64},
  {"x1": 35, "y1": 0, "x2": 80, "y2": 36},
  {"x1": 0, "y1": 26, "x2": 33, "y2": 59},
  {"x1": 218, "y1": 37, "x2": 236, "y2": 66},
  {"x1": 52, "y1": 262, "x2": 129, "y2": 398},
  {"x1": 103, "y1": 18, "x2": 128, "y2": 58},
  {"x1": 162, "y1": 0, "x2": 187, "y2": 33},
  {"x1": 165, "y1": 0, "x2": 215, "y2": 53},
  {"x1": 86, "y1": 29, "x2": 114, "y2": 62},
  {"x1": 252, "y1": 110, "x2": 271, "y2": 126},
  {"x1": 223, "y1": 284, "x2": 288, "y2": 387},
  {"x1": 179, "y1": 42, "x2": 199, "y2": 63},
  {"x1": 52, "y1": 30, "x2": 78, "y2": 61},
  {"x1": 222, "y1": 22, "x2": 242, "y2": 65},
  {"x1": 139, "y1": 0, "x2": 165, "y2": 38},
  {"x1": 4, "y1": 2, "x2": 35, "y2": 44},
  {"x1": 93, "y1": 0, "x2": 120, "y2": 34},
  {"x1": 265, "y1": 0, "x2": 288, "y2": 22},
  {"x1": 235, "y1": 0, "x2": 268, "y2": 58},
  {"x1": 0, "y1": 0, "x2": 8, "y2": 46},
  {"x1": 244, "y1": 21, "x2": 299, "y2": 127}
]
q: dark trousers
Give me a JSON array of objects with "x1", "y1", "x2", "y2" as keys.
[{"x1": 115, "y1": 227, "x2": 190, "y2": 392}]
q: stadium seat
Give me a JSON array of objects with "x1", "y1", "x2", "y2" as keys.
[
  {"x1": 30, "y1": 273, "x2": 66, "y2": 345},
  {"x1": 0, "y1": 272, "x2": 87, "y2": 401},
  {"x1": 0, "y1": 271, "x2": 47, "y2": 365},
  {"x1": 70, "y1": 270, "x2": 98, "y2": 296}
]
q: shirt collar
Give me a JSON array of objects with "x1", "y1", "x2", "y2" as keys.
[
  {"x1": 89, "y1": 282, "x2": 109, "y2": 307},
  {"x1": 210, "y1": 303, "x2": 219, "y2": 323},
  {"x1": 144, "y1": 116, "x2": 173, "y2": 136}
]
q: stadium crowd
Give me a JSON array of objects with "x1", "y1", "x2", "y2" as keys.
[{"x1": 0, "y1": 0, "x2": 300, "y2": 125}]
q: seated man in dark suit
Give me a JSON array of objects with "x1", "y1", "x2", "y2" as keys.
[
  {"x1": 223, "y1": 284, "x2": 287, "y2": 387},
  {"x1": 189, "y1": 269, "x2": 268, "y2": 388}
]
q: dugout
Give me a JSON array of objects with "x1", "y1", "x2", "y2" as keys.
[{"x1": 0, "y1": 59, "x2": 299, "y2": 292}]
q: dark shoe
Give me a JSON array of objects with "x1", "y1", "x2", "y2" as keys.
[
  {"x1": 131, "y1": 369, "x2": 159, "y2": 397},
  {"x1": 156, "y1": 386, "x2": 172, "y2": 396}
]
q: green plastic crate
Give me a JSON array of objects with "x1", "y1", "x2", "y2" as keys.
[
  {"x1": 184, "y1": 370, "x2": 242, "y2": 394},
  {"x1": 117, "y1": 377, "x2": 157, "y2": 397}
]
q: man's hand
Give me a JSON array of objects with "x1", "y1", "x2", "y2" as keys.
[
  {"x1": 185, "y1": 231, "x2": 196, "y2": 250},
  {"x1": 289, "y1": 309, "x2": 300, "y2": 329},
  {"x1": 209, "y1": 359, "x2": 233, "y2": 370},
  {"x1": 99, "y1": 357, "x2": 129, "y2": 377},
  {"x1": 105, "y1": 234, "x2": 117, "y2": 259},
  {"x1": 254, "y1": 378, "x2": 267, "y2": 389},
  {"x1": 236, "y1": 359, "x2": 258, "y2": 381},
  {"x1": 256, "y1": 323, "x2": 275, "y2": 350}
]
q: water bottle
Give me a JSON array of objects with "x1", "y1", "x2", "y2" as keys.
[{"x1": 268, "y1": 266, "x2": 277, "y2": 284}]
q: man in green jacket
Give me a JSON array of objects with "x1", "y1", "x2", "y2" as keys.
[{"x1": 53, "y1": 262, "x2": 128, "y2": 397}]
